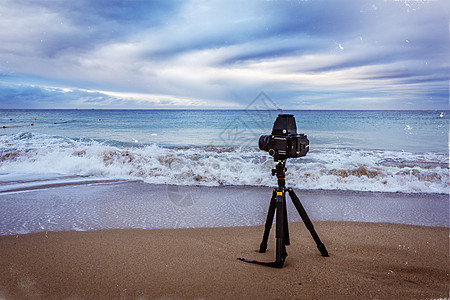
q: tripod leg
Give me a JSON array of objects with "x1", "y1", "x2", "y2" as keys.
[
  {"x1": 238, "y1": 189, "x2": 286, "y2": 268},
  {"x1": 259, "y1": 190, "x2": 277, "y2": 253},
  {"x1": 275, "y1": 189, "x2": 288, "y2": 266},
  {"x1": 288, "y1": 188, "x2": 329, "y2": 257},
  {"x1": 283, "y1": 198, "x2": 290, "y2": 246}
]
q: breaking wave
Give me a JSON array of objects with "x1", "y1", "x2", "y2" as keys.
[{"x1": 0, "y1": 132, "x2": 448, "y2": 194}]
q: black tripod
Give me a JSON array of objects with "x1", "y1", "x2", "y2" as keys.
[{"x1": 239, "y1": 160, "x2": 329, "y2": 268}]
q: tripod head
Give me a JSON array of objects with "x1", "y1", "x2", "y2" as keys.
[{"x1": 272, "y1": 160, "x2": 287, "y2": 188}]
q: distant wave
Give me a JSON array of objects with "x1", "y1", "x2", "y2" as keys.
[{"x1": 1, "y1": 132, "x2": 448, "y2": 194}]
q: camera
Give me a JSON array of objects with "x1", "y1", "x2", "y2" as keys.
[{"x1": 259, "y1": 114, "x2": 309, "y2": 161}]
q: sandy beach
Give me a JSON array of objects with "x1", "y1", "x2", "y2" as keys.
[
  {"x1": 0, "y1": 181, "x2": 448, "y2": 299},
  {"x1": 0, "y1": 221, "x2": 448, "y2": 299}
]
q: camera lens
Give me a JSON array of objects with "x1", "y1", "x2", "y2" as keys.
[{"x1": 259, "y1": 135, "x2": 270, "y2": 151}]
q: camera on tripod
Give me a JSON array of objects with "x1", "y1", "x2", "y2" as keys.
[
  {"x1": 239, "y1": 113, "x2": 328, "y2": 268},
  {"x1": 258, "y1": 114, "x2": 309, "y2": 161}
]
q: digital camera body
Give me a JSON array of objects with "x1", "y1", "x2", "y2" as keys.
[{"x1": 259, "y1": 114, "x2": 309, "y2": 161}]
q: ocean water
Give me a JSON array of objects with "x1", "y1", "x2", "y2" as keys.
[{"x1": 0, "y1": 109, "x2": 448, "y2": 195}]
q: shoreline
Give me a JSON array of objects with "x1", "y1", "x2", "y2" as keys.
[
  {"x1": 1, "y1": 222, "x2": 448, "y2": 299},
  {"x1": 0, "y1": 181, "x2": 448, "y2": 236}
]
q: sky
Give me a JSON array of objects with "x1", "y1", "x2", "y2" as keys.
[{"x1": 0, "y1": 0, "x2": 448, "y2": 110}]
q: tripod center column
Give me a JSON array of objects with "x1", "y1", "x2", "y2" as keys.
[{"x1": 275, "y1": 160, "x2": 286, "y2": 188}]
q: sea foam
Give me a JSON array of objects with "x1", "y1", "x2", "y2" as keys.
[{"x1": 0, "y1": 132, "x2": 448, "y2": 194}]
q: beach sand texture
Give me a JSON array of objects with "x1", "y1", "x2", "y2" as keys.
[{"x1": 0, "y1": 222, "x2": 448, "y2": 299}]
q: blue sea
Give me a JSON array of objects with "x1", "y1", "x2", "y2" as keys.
[{"x1": 1, "y1": 109, "x2": 448, "y2": 194}]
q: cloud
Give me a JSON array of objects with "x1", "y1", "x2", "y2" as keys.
[
  {"x1": 0, "y1": 0, "x2": 448, "y2": 109},
  {"x1": 0, "y1": 0, "x2": 179, "y2": 56},
  {"x1": 0, "y1": 81, "x2": 237, "y2": 109}
]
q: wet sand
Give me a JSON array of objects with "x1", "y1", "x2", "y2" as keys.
[
  {"x1": 1, "y1": 181, "x2": 448, "y2": 236},
  {"x1": 0, "y1": 222, "x2": 448, "y2": 299}
]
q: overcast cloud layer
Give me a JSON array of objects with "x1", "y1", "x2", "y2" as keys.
[{"x1": 0, "y1": 0, "x2": 448, "y2": 109}]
